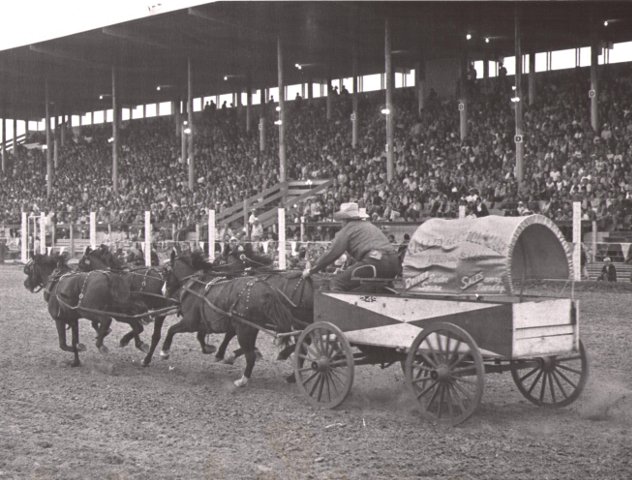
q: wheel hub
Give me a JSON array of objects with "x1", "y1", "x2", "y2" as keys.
[
  {"x1": 431, "y1": 364, "x2": 451, "y2": 381},
  {"x1": 312, "y1": 357, "x2": 330, "y2": 372}
]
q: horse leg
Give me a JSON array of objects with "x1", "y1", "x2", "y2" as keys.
[
  {"x1": 233, "y1": 328, "x2": 259, "y2": 387},
  {"x1": 215, "y1": 331, "x2": 236, "y2": 362},
  {"x1": 160, "y1": 318, "x2": 198, "y2": 359},
  {"x1": 196, "y1": 331, "x2": 217, "y2": 355},
  {"x1": 55, "y1": 318, "x2": 86, "y2": 360},
  {"x1": 128, "y1": 319, "x2": 148, "y2": 353},
  {"x1": 142, "y1": 315, "x2": 164, "y2": 367},
  {"x1": 92, "y1": 319, "x2": 111, "y2": 338},
  {"x1": 70, "y1": 319, "x2": 82, "y2": 367},
  {"x1": 94, "y1": 317, "x2": 112, "y2": 354}
]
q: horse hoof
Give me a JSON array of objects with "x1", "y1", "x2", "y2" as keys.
[
  {"x1": 285, "y1": 373, "x2": 296, "y2": 384},
  {"x1": 137, "y1": 343, "x2": 150, "y2": 354},
  {"x1": 160, "y1": 351, "x2": 170, "y2": 359},
  {"x1": 223, "y1": 354, "x2": 236, "y2": 365},
  {"x1": 71, "y1": 361, "x2": 81, "y2": 368},
  {"x1": 119, "y1": 340, "x2": 129, "y2": 348},
  {"x1": 77, "y1": 343, "x2": 87, "y2": 352},
  {"x1": 142, "y1": 359, "x2": 150, "y2": 368},
  {"x1": 234, "y1": 376, "x2": 249, "y2": 387},
  {"x1": 99, "y1": 345, "x2": 109, "y2": 354},
  {"x1": 202, "y1": 344, "x2": 217, "y2": 355}
]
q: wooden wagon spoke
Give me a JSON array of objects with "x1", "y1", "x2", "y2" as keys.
[
  {"x1": 426, "y1": 381, "x2": 442, "y2": 413},
  {"x1": 526, "y1": 369, "x2": 545, "y2": 395},
  {"x1": 451, "y1": 379, "x2": 474, "y2": 404},
  {"x1": 548, "y1": 370, "x2": 556, "y2": 403},
  {"x1": 555, "y1": 363, "x2": 583, "y2": 376},
  {"x1": 447, "y1": 383, "x2": 466, "y2": 415},
  {"x1": 444, "y1": 383, "x2": 454, "y2": 418},
  {"x1": 300, "y1": 369, "x2": 320, "y2": 387},
  {"x1": 315, "y1": 372, "x2": 326, "y2": 402},
  {"x1": 553, "y1": 367, "x2": 578, "y2": 390},
  {"x1": 414, "y1": 380, "x2": 438, "y2": 403},
  {"x1": 417, "y1": 351, "x2": 438, "y2": 369},
  {"x1": 308, "y1": 374, "x2": 324, "y2": 398},
  {"x1": 550, "y1": 369, "x2": 569, "y2": 399},
  {"x1": 518, "y1": 365, "x2": 540, "y2": 383},
  {"x1": 539, "y1": 371, "x2": 548, "y2": 403},
  {"x1": 447, "y1": 350, "x2": 469, "y2": 370}
]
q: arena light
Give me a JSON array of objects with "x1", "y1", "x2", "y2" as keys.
[
  {"x1": 183, "y1": 127, "x2": 192, "y2": 134},
  {"x1": 274, "y1": 119, "x2": 282, "y2": 126},
  {"x1": 295, "y1": 63, "x2": 302, "y2": 70},
  {"x1": 275, "y1": 106, "x2": 281, "y2": 112},
  {"x1": 604, "y1": 20, "x2": 609, "y2": 27},
  {"x1": 41, "y1": 144, "x2": 48, "y2": 151},
  {"x1": 485, "y1": 37, "x2": 490, "y2": 44},
  {"x1": 107, "y1": 137, "x2": 114, "y2": 143},
  {"x1": 183, "y1": 120, "x2": 188, "y2": 126},
  {"x1": 224, "y1": 75, "x2": 228, "y2": 81},
  {"x1": 466, "y1": 33, "x2": 472, "y2": 41},
  {"x1": 381, "y1": 107, "x2": 390, "y2": 115},
  {"x1": 511, "y1": 96, "x2": 521, "y2": 103}
]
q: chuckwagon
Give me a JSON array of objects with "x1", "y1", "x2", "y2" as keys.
[{"x1": 292, "y1": 215, "x2": 588, "y2": 425}]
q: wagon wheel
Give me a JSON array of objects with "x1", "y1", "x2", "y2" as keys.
[
  {"x1": 405, "y1": 322, "x2": 485, "y2": 426},
  {"x1": 294, "y1": 322, "x2": 354, "y2": 409},
  {"x1": 510, "y1": 340, "x2": 588, "y2": 407}
]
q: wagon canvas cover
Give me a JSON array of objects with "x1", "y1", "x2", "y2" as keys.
[{"x1": 401, "y1": 215, "x2": 573, "y2": 295}]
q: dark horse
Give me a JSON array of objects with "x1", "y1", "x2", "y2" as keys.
[
  {"x1": 160, "y1": 250, "x2": 299, "y2": 387},
  {"x1": 78, "y1": 245, "x2": 178, "y2": 366},
  {"x1": 23, "y1": 253, "x2": 146, "y2": 366}
]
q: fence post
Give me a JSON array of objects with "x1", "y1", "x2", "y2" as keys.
[
  {"x1": 591, "y1": 220, "x2": 597, "y2": 262},
  {"x1": 89, "y1": 212, "x2": 96, "y2": 250},
  {"x1": 278, "y1": 208, "x2": 286, "y2": 270},
  {"x1": 208, "y1": 209, "x2": 215, "y2": 262},
  {"x1": 300, "y1": 216, "x2": 305, "y2": 243},
  {"x1": 458, "y1": 205, "x2": 466, "y2": 219},
  {"x1": 69, "y1": 222, "x2": 75, "y2": 259},
  {"x1": 39, "y1": 213, "x2": 46, "y2": 254},
  {"x1": 144, "y1": 211, "x2": 151, "y2": 267},
  {"x1": 20, "y1": 212, "x2": 27, "y2": 263},
  {"x1": 572, "y1": 202, "x2": 581, "y2": 281}
]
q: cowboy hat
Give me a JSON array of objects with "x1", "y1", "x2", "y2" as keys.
[{"x1": 333, "y1": 202, "x2": 370, "y2": 221}]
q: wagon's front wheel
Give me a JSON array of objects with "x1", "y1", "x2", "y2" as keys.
[
  {"x1": 510, "y1": 340, "x2": 588, "y2": 407},
  {"x1": 294, "y1": 322, "x2": 354, "y2": 409},
  {"x1": 405, "y1": 322, "x2": 485, "y2": 426}
]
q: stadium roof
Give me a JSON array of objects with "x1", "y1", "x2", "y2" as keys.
[{"x1": 2, "y1": 1, "x2": 632, "y2": 121}]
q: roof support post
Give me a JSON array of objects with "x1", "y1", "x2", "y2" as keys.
[
  {"x1": 246, "y1": 75, "x2": 252, "y2": 134},
  {"x1": 385, "y1": 18, "x2": 394, "y2": 183},
  {"x1": 187, "y1": 56, "x2": 194, "y2": 190},
  {"x1": 528, "y1": 53, "x2": 536, "y2": 106},
  {"x1": 45, "y1": 79, "x2": 53, "y2": 198},
  {"x1": 326, "y1": 76, "x2": 332, "y2": 120},
  {"x1": 459, "y1": 52, "x2": 468, "y2": 141},
  {"x1": 590, "y1": 40, "x2": 599, "y2": 132},
  {"x1": 174, "y1": 100, "x2": 181, "y2": 137},
  {"x1": 13, "y1": 119, "x2": 17, "y2": 150},
  {"x1": 415, "y1": 60, "x2": 425, "y2": 117},
  {"x1": 112, "y1": 65, "x2": 119, "y2": 196},
  {"x1": 352, "y1": 54, "x2": 359, "y2": 149},
  {"x1": 259, "y1": 89, "x2": 266, "y2": 152},
  {"x1": 53, "y1": 116, "x2": 58, "y2": 169},
  {"x1": 277, "y1": 35, "x2": 286, "y2": 183},
  {"x1": 1, "y1": 117, "x2": 6, "y2": 173},
  {"x1": 60, "y1": 115, "x2": 66, "y2": 147},
  {"x1": 514, "y1": 4, "x2": 524, "y2": 185}
]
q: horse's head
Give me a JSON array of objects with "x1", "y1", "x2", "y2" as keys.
[
  {"x1": 165, "y1": 250, "x2": 197, "y2": 298},
  {"x1": 78, "y1": 245, "x2": 123, "y2": 271},
  {"x1": 23, "y1": 254, "x2": 57, "y2": 292}
]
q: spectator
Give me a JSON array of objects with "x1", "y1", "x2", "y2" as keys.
[{"x1": 599, "y1": 257, "x2": 617, "y2": 282}]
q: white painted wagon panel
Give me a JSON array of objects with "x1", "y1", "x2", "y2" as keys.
[
  {"x1": 513, "y1": 324, "x2": 575, "y2": 340},
  {"x1": 343, "y1": 323, "x2": 500, "y2": 357},
  {"x1": 512, "y1": 299, "x2": 572, "y2": 329},
  {"x1": 512, "y1": 335, "x2": 576, "y2": 358},
  {"x1": 324, "y1": 293, "x2": 494, "y2": 323}
]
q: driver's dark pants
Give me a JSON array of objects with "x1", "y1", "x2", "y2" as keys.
[{"x1": 329, "y1": 252, "x2": 401, "y2": 292}]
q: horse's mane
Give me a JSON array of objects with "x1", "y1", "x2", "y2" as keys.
[{"x1": 190, "y1": 250, "x2": 215, "y2": 271}]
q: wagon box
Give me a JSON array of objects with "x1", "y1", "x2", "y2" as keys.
[{"x1": 314, "y1": 291, "x2": 579, "y2": 359}]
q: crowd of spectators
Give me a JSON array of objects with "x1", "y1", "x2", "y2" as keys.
[{"x1": 2, "y1": 61, "x2": 632, "y2": 247}]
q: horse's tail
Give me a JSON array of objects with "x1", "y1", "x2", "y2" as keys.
[{"x1": 261, "y1": 288, "x2": 298, "y2": 333}]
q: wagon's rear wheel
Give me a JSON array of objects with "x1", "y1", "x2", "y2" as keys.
[
  {"x1": 405, "y1": 322, "x2": 484, "y2": 426},
  {"x1": 510, "y1": 340, "x2": 588, "y2": 407},
  {"x1": 294, "y1": 322, "x2": 354, "y2": 409}
]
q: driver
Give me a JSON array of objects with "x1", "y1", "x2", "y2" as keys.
[{"x1": 301, "y1": 202, "x2": 400, "y2": 291}]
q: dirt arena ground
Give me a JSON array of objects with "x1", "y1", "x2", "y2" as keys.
[{"x1": 1, "y1": 263, "x2": 631, "y2": 479}]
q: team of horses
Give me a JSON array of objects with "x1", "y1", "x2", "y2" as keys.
[{"x1": 23, "y1": 245, "x2": 321, "y2": 386}]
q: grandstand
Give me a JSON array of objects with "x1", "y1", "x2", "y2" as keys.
[{"x1": 2, "y1": 2, "x2": 632, "y2": 280}]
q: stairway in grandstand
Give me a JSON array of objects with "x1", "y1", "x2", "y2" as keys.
[{"x1": 216, "y1": 179, "x2": 334, "y2": 231}]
